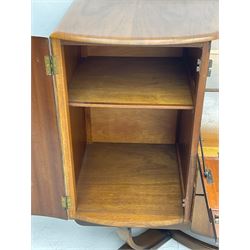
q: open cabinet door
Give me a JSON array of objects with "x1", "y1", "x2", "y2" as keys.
[{"x1": 32, "y1": 36, "x2": 67, "y2": 219}]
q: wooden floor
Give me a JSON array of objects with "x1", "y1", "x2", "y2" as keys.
[
  {"x1": 75, "y1": 143, "x2": 183, "y2": 227},
  {"x1": 68, "y1": 57, "x2": 193, "y2": 109}
]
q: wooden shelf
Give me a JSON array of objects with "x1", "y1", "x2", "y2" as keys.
[
  {"x1": 68, "y1": 58, "x2": 193, "y2": 109},
  {"x1": 75, "y1": 143, "x2": 183, "y2": 227}
]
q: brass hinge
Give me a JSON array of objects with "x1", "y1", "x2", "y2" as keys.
[
  {"x1": 44, "y1": 55, "x2": 57, "y2": 76},
  {"x1": 61, "y1": 196, "x2": 71, "y2": 209}
]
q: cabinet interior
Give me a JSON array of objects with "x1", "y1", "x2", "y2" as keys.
[{"x1": 62, "y1": 44, "x2": 202, "y2": 226}]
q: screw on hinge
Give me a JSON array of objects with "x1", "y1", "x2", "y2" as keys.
[
  {"x1": 214, "y1": 215, "x2": 219, "y2": 224},
  {"x1": 182, "y1": 199, "x2": 186, "y2": 207},
  {"x1": 61, "y1": 196, "x2": 71, "y2": 209},
  {"x1": 44, "y1": 55, "x2": 57, "y2": 76},
  {"x1": 196, "y1": 59, "x2": 201, "y2": 72}
]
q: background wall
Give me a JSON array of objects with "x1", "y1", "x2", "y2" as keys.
[{"x1": 32, "y1": 0, "x2": 73, "y2": 37}]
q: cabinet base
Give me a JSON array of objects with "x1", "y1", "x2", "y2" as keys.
[{"x1": 118, "y1": 229, "x2": 218, "y2": 250}]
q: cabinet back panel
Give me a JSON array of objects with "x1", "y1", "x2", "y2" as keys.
[
  {"x1": 89, "y1": 108, "x2": 177, "y2": 144},
  {"x1": 81, "y1": 46, "x2": 183, "y2": 58}
]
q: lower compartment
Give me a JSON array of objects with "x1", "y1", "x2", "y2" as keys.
[{"x1": 75, "y1": 142, "x2": 183, "y2": 227}]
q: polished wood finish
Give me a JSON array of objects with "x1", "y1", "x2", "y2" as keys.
[
  {"x1": 52, "y1": 0, "x2": 218, "y2": 45},
  {"x1": 191, "y1": 157, "x2": 219, "y2": 238},
  {"x1": 64, "y1": 45, "x2": 81, "y2": 83},
  {"x1": 202, "y1": 158, "x2": 219, "y2": 238},
  {"x1": 203, "y1": 158, "x2": 219, "y2": 211},
  {"x1": 182, "y1": 43, "x2": 211, "y2": 221},
  {"x1": 51, "y1": 38, "x2": 77, "y2": 217},
  {"x1": 31, "y1": 0, "x2": 218, "y2": 238},
  {"x1": 68, "y1": 57, "x2": 193, "y2": 109},
  {"x1": 31, "y1": 37, "x2": 67, "y2": 219},
  {"x1": 75, "y1": 143, "x2": 183, "y2": 227},
  {"x1": 175, "y1": 47, "x2": 203, "y2": 199},
  {"x1": 53, "y1": 43, "x2": 211, "y2": 223},
  {"x1": 119, "y1": 229, "x2": 172, "y2": 250},
  {"x1": 69, "y1": 107, "x2": 87, "y2": 183},
  {"x1": 177, "y1": 110, "x2": 195, "y2": 190},
  {"x1": 191, "y1": 196, "x2": 214, "y2": 237},
  {"x1": 175, "y1": 45, "x2": 209, "y2": 221},
  {"x1": 177, "y1": 46, "x2": 203, "y2": 167},
  {"x1": 49, "y1": 0, "x2": 216, "y2": 228},
  {"x1": 64, "y1": 47, "x2": 87, "y2": 182},
  {"x1": 90, "y1": 108, "x2": 177, "y2": 144},
  {"x1": 81, "y1": 46, "x2": 183, "y2": 57}
]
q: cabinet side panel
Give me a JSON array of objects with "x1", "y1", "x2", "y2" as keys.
[
  {"x1": 31, "y1": 36, "x2": 67, "y2": 219},
  {"x1": 69, "y1": 107, "x2": 87, "y2": 183},
  {"x1": 177, "y1": 110, "x2": 194, "y2": 190},
  {"x1": 178, "y1": 44, "x2": 210, "y2": 222},
  {"x1": 64, "y1": 45, "x2": 87, "y2": 183}
]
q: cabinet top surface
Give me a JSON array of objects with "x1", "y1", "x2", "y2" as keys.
[{"x1": 51, "y1": 0, "x2": 219, "y2": 45}]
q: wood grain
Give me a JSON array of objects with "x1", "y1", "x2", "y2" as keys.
[
  {"x1": 183, "y1": 43, "x2": 211, "y2": 222},
  {"x1": 119, "y1": 229, "x2": 172, "y2": 250},
  {"x1": 51, "y1": 38, "x2": 77, "y2": 217},
  {"x1": 177, "y1": 110, "x2": 194, "y2": 191},
  {"x1": 90, "y1": 108, "x2": 177, "y2": 144},
  {"x1": 68, "y1": 57, "x2": 193, "y2": 108},
  {"x1": 203, "y1": 158, "x2": 219, "y2": 211},
  {"x1": 51, "y1": 0, "x2": 218, "y2": 45},
  {"x1": 64, "y1": 45, "x2": 81, "y2": 83},
  {"x1": 82, "y1": 46, "x2": 183, "y2": 57},
  {"x1": 64, "y1": 46, "x2": 86, "y2": 183},
  {"x1": 75, "y1": 143, "x2": 183, "y2": 227},
  {"x1": 48, "y1": 0, "x2": 218, "y2": 228},
  {"x1": 69, "y1": 107, "x2": 87, "y2": 183},
  {"x1": 191, "y1": 196, "x2": 214, "y2": 238},
  {"x1": 191, "y1": 158, "x2": 219, "y2": 238},
  {"x1": 31, "y1": 37, "x2": 67, "y2": 219}
]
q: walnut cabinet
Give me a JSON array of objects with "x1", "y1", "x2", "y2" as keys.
[{"x1": 31, "y1": 0, "x2": 219, "y2": 239}]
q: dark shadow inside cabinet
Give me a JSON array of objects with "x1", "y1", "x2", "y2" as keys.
[{"x1": 63, "y1": 44, "x2": 202, "y2": 226}]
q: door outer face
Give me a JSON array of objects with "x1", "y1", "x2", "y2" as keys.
[{"x1": 31, "y1": 36, "x2": 67, "y2": 219}]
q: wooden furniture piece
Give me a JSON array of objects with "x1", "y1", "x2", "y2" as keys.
[{"x1": 31, "y1": 0, "x2": 219, "y2": 248}]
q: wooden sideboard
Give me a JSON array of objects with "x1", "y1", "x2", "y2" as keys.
[{"x1": 32, "y1": 0, "x2": 219, "y2": 245}]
